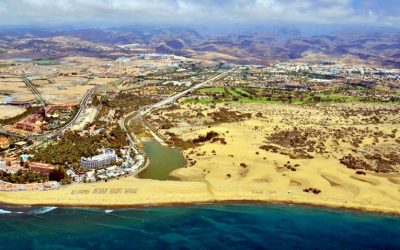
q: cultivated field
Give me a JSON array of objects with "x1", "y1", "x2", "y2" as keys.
[
  {"x1": 33, "y1": 76, "x2": 92, "y2": 105},
  {"x1": 0, "y1": 78, "x2": 35, "y2": 102},
  {"x1": 0, "y1": 106, "x2": 26, "y2": 120}
]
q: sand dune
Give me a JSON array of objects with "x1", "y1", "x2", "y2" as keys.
[{"x1": 1, "y1": 102, "x2": 399, "y2": 215}]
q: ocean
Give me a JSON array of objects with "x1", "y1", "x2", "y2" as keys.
[{"x1": 0, "y1": 204, "x2": 399, "y2": 249}]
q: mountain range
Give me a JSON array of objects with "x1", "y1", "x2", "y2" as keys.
[{"x1": 0, "y1": 26, "x2": 399, "y2": 67}]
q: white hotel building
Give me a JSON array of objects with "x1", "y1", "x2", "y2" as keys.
[{"x1": 80, "y1": 148, "x2": 117, "y2": 170}]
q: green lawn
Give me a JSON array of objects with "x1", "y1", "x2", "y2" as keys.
[
  {"x1": 183, "y1": 96, "x2": 279, "y2": 104},
  {"x1": 234, "y1": 87, "x2": 252, "y2": 97},
  {"x1": 236, "y1": 97, "x2": 280, "y2": 103},
  {"x1": 226, "y1": 88, "x2": 241, "y2": 97},
  {"x1": 35, "y1": 59, "x2": 57, "y2": 65},
  {"x1": 198, "y1": 87, "x2": 226, "y2": 94},
  {"x1": 0, "y1": 64, "x2": 12, "y2": 68},
  {"x1": 185, "y1": 87, "x2": 396, "y2": 105},
  {"x1": 184, "y1": 94, "x2": 394, "y2": 105}
]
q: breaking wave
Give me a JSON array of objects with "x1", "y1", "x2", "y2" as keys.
[
  {"x1": 0, "y1": 209, "x2": 12, "y2": 214},
  {"x1": 29, "y1": 206, "x2": 58, "y2": 215}
]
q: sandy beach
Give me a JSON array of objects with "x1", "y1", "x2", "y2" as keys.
[
  {"x1": 0, "y1": 175, "x2": 399, "y2": 215},
  {"x1": 1, "y1": 102, "x2": 399, "y2": 215}
]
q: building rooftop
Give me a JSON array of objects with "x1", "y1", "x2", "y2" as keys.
[{"x1": 81, "y1": 148, "x2": 116, "y2": 161}]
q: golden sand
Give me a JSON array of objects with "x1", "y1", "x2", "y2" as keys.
[
  {"x1": 0, "y1": 174, "x2": 398, "y2": 215},
  {"x1": 1, "y1": 103, "x2": 399, "y2": 215}
]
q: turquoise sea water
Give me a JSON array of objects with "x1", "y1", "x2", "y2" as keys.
[{"x1": 0, "y1": 204, "x2": 399, "y2": 249}]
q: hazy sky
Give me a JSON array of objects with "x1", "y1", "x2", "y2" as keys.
[{"x1": 0, "y1": 0, "x2": 398, "y2": 27}]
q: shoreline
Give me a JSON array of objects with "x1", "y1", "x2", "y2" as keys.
[
  {"x1": 138, "y1": 102, "x2": 400, "y2": 217},
  {"x1": 1, "y1": 195, "x2": 399, "y2": 217},
  {"x1": 2, "y1": 103, "x2": 399, "y2": 218}
]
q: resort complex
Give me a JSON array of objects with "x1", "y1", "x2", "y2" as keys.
[
  {"x1": 0, "y1": 51, "x2": 398, "y2": 216},
  {"x1": 1, "y1": 0, "x2": 400, "y2": 249},
  {"x1": 80, "y1": 149, "x2": 117, "y2": 170},
  {"x1": 0, "y1": 18, "x2": 397, "y2": 220}
]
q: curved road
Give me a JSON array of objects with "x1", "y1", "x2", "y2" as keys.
[
  {"x1": 52, "y1": 87, "x2": 96, "y2": 137},
  {"x1": 121, "y1": 69, "x2": 235, "y2": 144},
  {"x1": 0, "y1": 87, "x2": 96, "y2": 142}
]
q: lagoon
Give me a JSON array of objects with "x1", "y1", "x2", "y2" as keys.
[{"x1": 139, "y1": 140, "x2": 186, "y2": 180}]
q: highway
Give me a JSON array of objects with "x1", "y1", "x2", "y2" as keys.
[
  {"x1": 22, "y1": 76, "x2": 47, "y2": 106},
  {"x1": 1, "y1": 76, "x2": 127, "y2": 143},
  {"x1": 0, "y1": 126, "x2": 26, "y2": 139},
  {"x1": 51, "y1": 78, "x2": 128, "y2": 138},
  {"x1": 3, "y1": 69, "x2": 232, "y2": 151},
  {"x1": 118, "y1": 69, "x2": 234, "y2": 172},
  {"x1": 0, "y1": 86, "x2": 96, "y2": 143},
  {"x1": 121, "y1": 69, "x2": 235, "y2": 144},
  {"x1": 52, "y1": 87, "x2": 96, "y2": 137},
  {"x1": 139, "y1": 69, "x2": 235, "y2": 116},
  {"x1": 62, "y1": 79, "x2": 132, "y2": 138}
]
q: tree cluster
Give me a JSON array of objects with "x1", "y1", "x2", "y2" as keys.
[{"x1": 0, "y1": 170, "x2": 48, "y2": 184}]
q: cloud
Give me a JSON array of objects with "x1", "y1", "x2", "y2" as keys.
[{"x1": 0, "y1": 0, "x2": 398, "y2": 27}]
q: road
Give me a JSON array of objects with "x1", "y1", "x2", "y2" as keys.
[
  {"x1": 118, "y1": 69, "x2": 234, "y2": 173},
  {"x1": 121, "y1": 69, "x2": 235, "y2": 144},
  {"x1": 0, "y1": 126, "x2": 26, "y2": 139},
  {"x1": 2, "y1": 76, "x2": 127, "y2": 143},
  {"x1": 22, "y1": 76, "x2": 47, "y2": 106},
  {"x1": 57, "y1": 78, "x2": 129, "y2": 137},
  {"x1": 52, "y1": 87, "x2": 96, "y2": 137},
  {"x1": 139, "y1": 69, "x2": 235, "y2": 116},
  {"x1": 0, "y1": 86, "x2": 96, "y2": 143},
  {"x1": 3, "y1": 69, "x2": 231, "y2": 151}
]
